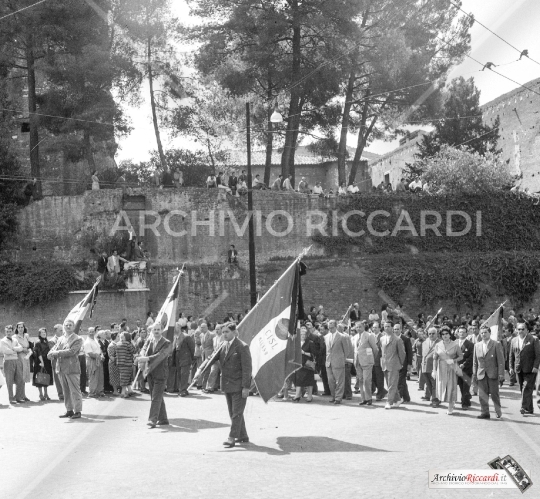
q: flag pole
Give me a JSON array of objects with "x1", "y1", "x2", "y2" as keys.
[
  {"x1": 132, "y1": 265, "x2": 185, "y2": 391},
  {"x1": 424, "y1": 307, "x2": 443, "y2": 331}
]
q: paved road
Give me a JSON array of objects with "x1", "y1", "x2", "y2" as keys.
[{"x1": 1, "y1": 376, "x2": 539, "y2": 499}]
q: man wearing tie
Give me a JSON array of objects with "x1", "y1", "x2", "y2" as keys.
[
  {"x1": 47, "y1": 319, "x2": 83, "y2": 419},
  {"x1": 370, "y1": 322, "x2": 387, "y2": 401},
  {"x1": 138, "y1": 323, "x2": 172, "y2": 428},
  {"x1": 325, "y1": 320, "x2": 353, "y2": 405},
  {"x1": 207, "y1": 323, "x2": 252, "y2": 448},
  {"x1": 456, "y1": 325, "x2": 474, "y2": 409},
  {"x1": 380, "y1": 321, "x2": 406, "y2": 409},
  {"x1": 421, "y1": 327, "x2": 440, "y2": 406},
  {"x1": 355, "y1": 323, "x2": 379, "y2": 405},
  {"x1": 509, "y1": 322, "x2": 540, "y2": 415},
  {"x1": 394, "y1": 323, "x2": 412, "y2": 403},
  {"x1": 473, "y1": 326, "x2": 505, "y2": 419}
]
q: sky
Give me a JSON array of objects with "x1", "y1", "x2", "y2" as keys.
[{"x1": 115, "y1": 0, "x2": 540, "y2": 162}]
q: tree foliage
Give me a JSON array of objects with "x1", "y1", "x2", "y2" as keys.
[{"x1": 420, "y1": 145, "x2": 513, "y2": 194}]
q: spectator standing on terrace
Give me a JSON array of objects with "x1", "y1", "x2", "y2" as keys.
[
  {"x1": 271, "y1": 175, "x2": 283, "y2": 191},
  {"x1": 206, "y1": 174, "x2": 217, "y2": 188},
  {"x1": 239, "y1": 170, "x2": 247, "y2": 184},
  {"x1": 107, "y1": 250, "x2": 128, "y2": 275},
  {"x1": 298, "y1": 177, "x2": 310, "y2": 193},
  {"x1": 91, "y1": 170, "x2": 100, "y2": 190},
  {"x1": 216, "y1": 172, "x2": 224, "y2": 187},
  {"x1": 227, "y1": 245, "x2": 238, "y2": 264},
  {"x1": 161, "y1": 169, "x2": 174, "y2": 188},
  {"x1": 312, "y1": 182, "x2": 323, "y2": 195},
  {"x1": 228, "y1": 172, "x2": 238, "y2": 195},
  {"x1": 282, "y1": 174, "x2": 293, "y2": 190}
]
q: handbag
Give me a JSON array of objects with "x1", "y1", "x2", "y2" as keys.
[
  {"x1": 35, "y1": 368, "x2": 51, "y2": 386},
  {"x1": 304, "y1": 359, "x2": 316, "y2": 371}
]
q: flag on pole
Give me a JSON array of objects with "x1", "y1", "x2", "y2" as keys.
[
  {"x1": 65, "y1": 277, "x2": 101, "y2": 334},
  {"x1": 238, "y1": 260, "x2": 304, "y2": 402},
  {"x1": 481, "y1": 303, "x2": 504, "y2": 341},
  {"x1": 154, "y1": 271, "x2": 182, "y2": 342}
]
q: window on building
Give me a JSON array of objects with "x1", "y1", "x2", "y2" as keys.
[{"x1": 384, "y1": 173, "x2": 390, "y2": 185}]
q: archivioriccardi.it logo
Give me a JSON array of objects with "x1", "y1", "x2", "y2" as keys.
[{"x1": 428, "y1": 469, "x2": 530, "y2": 491}]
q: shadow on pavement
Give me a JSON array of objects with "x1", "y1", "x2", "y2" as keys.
[
  {"x1": 74, "y1": 414, "x2": 134, "y2": 423},
  {"x1": 161, "y1": 418, "x2": 229, "y2": 433},
  {"x1": 235, "y1": 436, "x2": 392, "y2": 456}
]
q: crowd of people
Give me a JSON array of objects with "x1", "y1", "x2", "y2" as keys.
[{"x1": 1, "y1": 303, "x2": 539, "y2": 422}]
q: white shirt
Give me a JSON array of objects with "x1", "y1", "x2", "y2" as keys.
[
  {"x1": 282, "y1": 178, "x2": 293, "y2": 190},
  {"x1": 84, "y1": 337, "x2": 101, "y2": 356},
  {"x1": 312, "y1": 185, "x2": 323, "y2": 194},
  {"x1": 518, "y1": 335, "x2": 525, "y2": 350}
]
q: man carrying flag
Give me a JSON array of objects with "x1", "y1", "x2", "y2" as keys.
[
  {"x1": 47, "y1": 278, "x2": 100, "y2": 420},
  {"x1": 206, "y1": 323, "x2": 252, "y2": 448}
]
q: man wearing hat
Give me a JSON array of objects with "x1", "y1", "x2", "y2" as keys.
[{"x1": 207, "y1": 323, "x2": 252, "y2": 448}]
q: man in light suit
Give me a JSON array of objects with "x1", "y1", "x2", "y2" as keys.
[
  {"x1": 199, "y1": 323, "x2": 215, "y2": 392},
  {"x1": 138, "y1": 323, "x2": 172, "y2": 428},
  {"x1": 325, "y1": 320, "x2": 353, "y2": 405},
  {"x1": 106, "y1": 249, "x2": 128, "y2": 275},
  {"x1": 473, "y1": 326, "x2": 505, "y2": 419},
  {"x1": 370, "y1": 322, "x2": 387, "y2": 400},
  {"x1": 509, "y1": 322, "x2": 540, "y2": 415},
  {"x1": 456, "y1": 325, "x2": 474, "y2": 409},
  {"x1": 421, "y1": 327, "x2": 440, "y2": 406},
  {"x1": 380, "y1": 321, "x2": 406, "y2": 409},
  {"x1": 355, "y1": 323, "x2": 379, "y2": 406},
  {"x1": 47, "y1": 319, "x2": 83, "y2": 419},
  {"x1": 207, "y1": 323, "x2": 252, "y2": 448}
]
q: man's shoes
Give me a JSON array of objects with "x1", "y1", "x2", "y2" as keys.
[
  {"x1": 431, "y1": 401, "x2": 440, "y2": 408},
  {"x1": 354, "y1": 389, "x2": 360, "y2": 394},
  {"x1": 365, "y1": 400, "x2": 372, "y2": 406},
  {"x1": 359, "y1": 400, "x2": 368, "y2": 406},
  {"x1": 59, "y1": 396, "x2": 64, "y2": 400},
  {"x1": 235, "y1": 437, "x2": 249, "y2": 443},
  {"x1": 9, "y1": 399, "x2": 18, "y2": 404},
  {"x1": 59, "y1": 411, "x2": 74, "y2": 418},
  {"x1": 202, "y1": 389, "x2": 209, "y2": 393},
  {"x1": 461, "y1": 405, "x2": 469, "y2": 410},
  {"x1": 322, "y1": 392, "x2": 331, "y2": 396},
  {"x1": 157, "y1": 420, "x2": 170, "y2": 425},
  {"x1": 70, "y1": 412, "x2": 81, "y2": 419},
  {"x1": 328, "y1": 399, "x2": 335, "y2": 403},
  {"x1": 16, "y1": 399, "x2": 25, "y2": 403},
  {"x1": 147, "y1": 421, "x2": 157, "y2": 428},
  {"x1": 520, "y1": 408, "x2": 534, "y2": 415},
  {"x1": 179, "y1": 391, "x2": 189, "y2": 397},
  {"x1": 345, "y1": 396, "x2": 352, "y2": 400},
  {"x1": 333, "y1": 400, "x2": 341, "y2": 405},
  {"x1": 421, "y1": 396, "x2": 429, "y2": 401},
  {"x1": 276, "y1": 393, "x2": 284, "y2": 399},
  {"x1": 385, "y1": 403, "x2": 392, "y2": 409},
  {"x1": 196, "y1": 386, "x2": 202, "y2": 390},
  {"x1": 223, "y1": 439, "x2": 235, "y2": 448},
  {"x1": 476, "y1": 413, "x2": 490, "y2": 419},
  {"x1": 496, "y1": 414, "x2": 502, "y2": 419}
]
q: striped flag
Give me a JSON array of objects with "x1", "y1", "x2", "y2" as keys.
[
  {"x1": 481, "y1": 304, "x2": 504, "y2": 341},
  {"x1": 154, "y1": 271, "x2": 181, "y2": 342},
  {"x1": 238, "y1": 260, "x2": 303, "y2": 402},
  {"x1": 65, "y1": 277, "x2": 100, "y2": 334}
]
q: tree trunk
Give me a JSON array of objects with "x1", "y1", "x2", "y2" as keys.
[
  {"x1": 147, "y1": 35, "x2": 167, "y2": 171},
  {"x1": 337, "y1": 72, "x2": 355, "y2": 186},
  {"x1": 206, "y1": 136, "x2": 215, "y2": 170},
  {"x1": 350, "y1": 113, "x2": 378, "y2": 187},
  {"x1": 26, "y1": 36, "x2": 41, "y2": 198},
  {"x1": 280, "y1": 0, "x2": 302, "y2": 184},
  {"x1": 83, "y1": 129, "x2": 96, "y2": 172},
  {"x1": 264, "y1": 76, "x2": 273, "y2": 187}
]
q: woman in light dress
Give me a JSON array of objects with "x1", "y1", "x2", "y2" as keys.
[
  {"x1": 433, "y1": 326, "x2": 463, "y2": 415},
  {"x1": 91, "y1": 170, "x2": 100, "y2": 190},
  {"x1": 14, "y1": 322, "x2": 32, "y2": 402}
]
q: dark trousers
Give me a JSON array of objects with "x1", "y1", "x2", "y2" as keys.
[
  {"x1": 78, "y1": 355, "x2": 87, "y2": 392},
  {"x1": 344, "y1": 363, "x2": 352, "y2": 399},
  {"x1": 225, "y1": 391, "x2": 248, "y2": 439},
  {"x1": 424, "y1": 371, "x2": 439, "y2": 402},
  {"x1": 517, "y1": 371, "x2": 537, "y2": 413},
  {"x1": 319, "y1": 364, "x2": 331, "y2": 394},
  {"x1": 398, "y1": 366, "x2": 410, "y2": 402},
  {"x1": 372, "y1": 364, "x2": 386, "y2": 398},
  {"x1": 478, "y1": 376, "x2": 501, "y2": 416},
  {"x1": 457, "y1": 372, "x2": 472, "y2": 407},
  {"x1": 176, "y1": 364, "x2": 191, "y2": 393},
  {"x1": 3, "y1": 359, "x2": 24, "y2": 401},
  {"x1": 103, "y1": 357, "x2": 112, "y2": 392},
  {"x1": 509, "y1": 369, "x2": 517, "y2": 384},
  {"x1": 167, "y1": 358, "x2": 178, "y2": 392},
  {"x1": 148, "y1": 375, "x2": 168, "y2": 423},
  {"x1": 190, "y1": 357, "x2": 202, "y2": 384}
]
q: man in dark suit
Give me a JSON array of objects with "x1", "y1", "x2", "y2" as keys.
[
  {"x1": 394, "y1": 323, "x2": 412, "y2": 403},
  {"x1": 473, "y1": 326, "x2": 505, "y2": 419},
  {"x1": 370, "y1": 322, "x2": 387, "y2": 400},
  {"x1": 349, "y1": 303, "x2": 360, "y2": 324},
  {"x1": 509, "y1": 322, "x2": 540, "y2": 415},
  {"x1": 317, "y1": 323, "x2": 331, "y2": 395},
  {"x1": 138, "y1": 323, "x2": 172, "y2": 428},
  {"x1": 228, "y1": 174, "x2": 238, "y2": 195},
  {"x1": 207, "y1": 323, "x2": 252, "y2": 448},
  {"x1": 421, "y1": 327, "x2": 440, "y2": 406},
  {"x1": 174, "y1": 326, "x2": 195, "y2": 397},
  {"x1": 96, "y1": 251, "x2": 108, "y2": 277},
  {"x1": 227, "y1": 245, "x2": 238, "y2": 264},
  {"x1": 456, "y1": 325, "x2": 474, "y2": 409}
]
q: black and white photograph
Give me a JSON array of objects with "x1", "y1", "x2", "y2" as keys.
[{"x1": 1, "y1": 0, "x2": 540, "y2": 498}]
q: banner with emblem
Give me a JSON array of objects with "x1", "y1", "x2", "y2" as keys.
[{"x1": 238, "y1": 252, "x2": 308, "y2": 402}]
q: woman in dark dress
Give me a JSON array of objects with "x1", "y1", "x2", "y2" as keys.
[
  {"x1": 293, "y1": 327, "x2": 317, "y2": 402},
  {"x1": 33, "y1": 328, "x2": 53, "y2": 401}
]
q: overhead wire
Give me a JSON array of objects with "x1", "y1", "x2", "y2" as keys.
[
  {"x1": 449, "y1": 0, "x2": 540, "y2": 67},
  {"x1": 0, "y1": 0, "x2": 48, "y2": 22}
]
